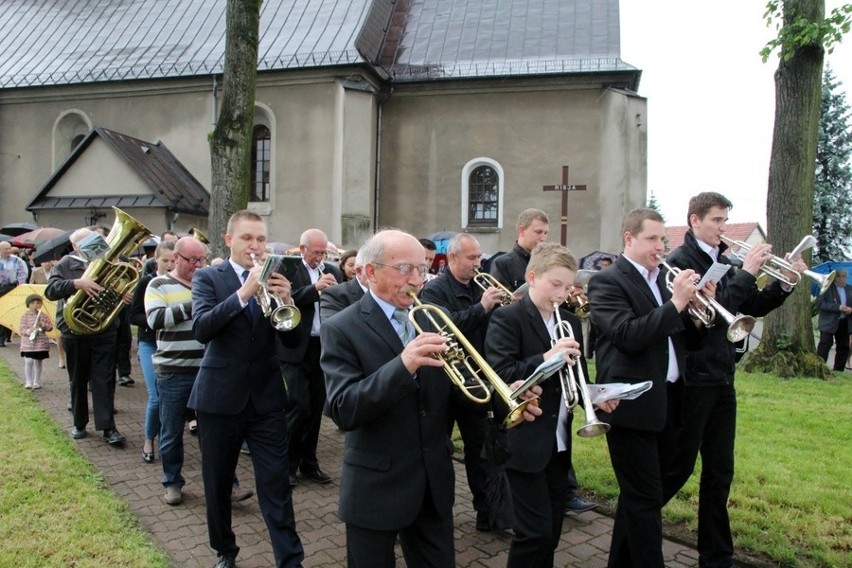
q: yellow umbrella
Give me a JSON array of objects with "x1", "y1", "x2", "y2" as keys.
[{"x1": 0, "y1": 284, "x2": 61, "y2": 340}]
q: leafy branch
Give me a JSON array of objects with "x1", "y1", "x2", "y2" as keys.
[{"x1": 761, "y1": 1, "x2": 852, "y2": 62}]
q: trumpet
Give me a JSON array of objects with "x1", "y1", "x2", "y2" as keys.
[
  {"x1": 29, "y1": 309, "x2": 41, "y2": 341},
  {"x1": 189, "y1": 228, "x2": 210, "y2": 245},
  {"x1": 720, "y1": 235, "x2": 835, "y2": 296},
  {"x1": 407, "y1": 292, "x2": 537, "y2": 428},
  {"x1": 552, "y1": 303, "x2": 610, "y2": 437},
  {"x1": 473, "y1": 270, "x2": 513, "y2": 306},
  {"x1": 657, "y1": 255, "x2": 755, "y2": 343},
  {"x1": 250, "y1": 253, "x2": 302, "y2": 331},
  {"x1": 569, "y1": 269, "x2": 597, "y2": 315}
]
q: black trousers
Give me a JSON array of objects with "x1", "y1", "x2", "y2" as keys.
[
  {"x1": 284, "y1": 337, "x2": 326, "y2": 475},
  {"x1": 817, "y1": 318, "x2": 850, "y2": 371},
  {"x1": 115, "y1": 306, "x2": 132, "y2": 376},
  {"x1": 197, "y1": 403, "x2": 303, "y2": 567},
  {"x1": 448, "y1": 396, "x2": 489, "y2": 521},
  {"x1": 64, "y1": 332, "x2": 117, "y2": 432},
  {"x1": 663, "y1": 384, "x2": 737, "y2": 568}
]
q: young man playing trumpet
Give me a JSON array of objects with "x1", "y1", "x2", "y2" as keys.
[
  {"x1": 662, "y1": 192, "x2": 806, "y2": 568},
  {"x1": 486, "y1": 242, "x2": 617, "y2": 567}
]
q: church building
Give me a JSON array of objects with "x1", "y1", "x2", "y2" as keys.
[{"x1": 0, "y1": 0, "x2": 647, "y2": 255}]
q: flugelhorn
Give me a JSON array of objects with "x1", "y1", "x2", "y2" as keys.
[
  {"x1": 407, "y1": 292, "x2": 536, "y2": 428},
  {"x1": 189, "y1": 228, "x2": 209, "y2": 245},
  {"x1": 569, "y1": 269, "x2": 597, "y2": 315},
  {"x1": 720, "y1": 235, "x2": 835, "y2": 295},
  {"x1": 473, "y1": 270, "x2": 513, "y2": 306},
  {"x1": 250, "y1": 253, "x2": 301, "y2": 331},
  {"x1": 657, "y1": 255, "x2": 755, "y2": 343},
  {"x1": 552, "y1": 303, "x2": 610, "y2": 437}
]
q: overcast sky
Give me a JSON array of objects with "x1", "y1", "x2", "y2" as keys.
[{"x1": 619, "y1": 0, "x2": 852, "y2": 230}]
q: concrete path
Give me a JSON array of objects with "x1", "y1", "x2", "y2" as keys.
[{"x1": 3, "y1": 342, "x2": 706, "y2": 567}]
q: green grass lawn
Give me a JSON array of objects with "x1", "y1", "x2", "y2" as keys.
[
  {"x1": 0, "y1": 365, "x2": 169, "y2": 568},
  {"x1": 574, "y1": 362, "x2": 852, "y2": 568}
]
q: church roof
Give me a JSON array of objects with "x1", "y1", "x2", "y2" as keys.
[
  {"x1": 27, "y1": 127, "x2": 210, "y2": 216},
  {"x1": 0, "y1": 0, "x2": 637, "y2": 89}
]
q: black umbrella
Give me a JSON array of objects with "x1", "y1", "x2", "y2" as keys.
[
  {"x1": 32, "y1": 230, "x2": 74, "y2": 264},
  {"x1": 0, "y1": 222, "x2": 38, "y2": 236},
  {"x1": 479, "y1": 410, "x2": 514, "y2": 531},
  {"x1": 579, "y1": 250, "x2": 618, "y2": 270}
]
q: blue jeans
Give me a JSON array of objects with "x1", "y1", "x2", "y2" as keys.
[
  {"x1": 137, "y1": 340, "x2": 159, "y2": 441},
  {"x1": 157, "y1": 371, "x2": 198, "y2": 488}
]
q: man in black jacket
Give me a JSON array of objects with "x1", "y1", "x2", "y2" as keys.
[
  {"x1": 489, "y1": 208, "x2": 549, "y2": 292},
  {"x1": 663, "y1": 192, "x2": 805, "y2": 568}
]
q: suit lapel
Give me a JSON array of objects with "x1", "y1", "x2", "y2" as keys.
[
  {"x1": 360, "y1": 293, "x2": 403, "y2": 352},
  {"x1": 218, "y1": 262, "x2": 254, "y2": 325},
  {"x1": 618, "y1": 255, "x2": 660, "y2": 308},
  {"x1": 522, "y1": 295, "x2": 552, "y2": 346}
]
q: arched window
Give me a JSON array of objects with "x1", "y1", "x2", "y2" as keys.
[
  {"x1": 251, "y1": 125, "x2": 271, "y2": 202},
  {"x1": 52, "y1": 110, "x2": 92, "y2": 170},
  {"x1": 461, "y1": 157, "x2": 504, "y2": 229}
]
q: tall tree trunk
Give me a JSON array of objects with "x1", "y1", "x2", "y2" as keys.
[
  {"x1": 745, "y1": 0, "x2": 829, "y2": 377},
  {"x1": 208, "y1": 0, "x2": 261, "y2": 259}
]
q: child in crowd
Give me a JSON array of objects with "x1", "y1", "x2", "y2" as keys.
[{"x1": 19, "y1": 294, "x2": 53, "y2": 389}]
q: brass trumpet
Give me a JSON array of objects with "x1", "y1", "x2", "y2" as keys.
[
  {"x1": 657, "y1": 255, "x2": 755, "y2": 343},
  {"x1": 407, "y1": 292, "x2": 537, "y2": 428},
  {"x1": 189, "y1": 228, "x2": 210, "y2": 245},
  {"x1": 250, "y1": 253, "x2": 302, "y2": 331},
  {"x1": 552, "y1": 303, "x2": 610, "y2": 437},
  {"x1": 473, "y1": 270, "x2": 513, "y2": 306},
  {"x1": 720, "y1": 235, "x2": 835, "y2": 296},
  {"x1": 569, "y1": 269, "x2": 597, "y2": 315}
]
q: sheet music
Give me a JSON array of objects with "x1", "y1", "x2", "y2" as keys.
[{"x1": 695, "y1": 262, "x2": 731, "y2": 290}]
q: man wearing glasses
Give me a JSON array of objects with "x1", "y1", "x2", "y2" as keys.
[{"x1": 282, "y1": 228, "x2": 342, "y2": 486}]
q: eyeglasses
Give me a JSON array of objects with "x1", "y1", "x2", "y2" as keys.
[
  {"x1": 373, "y1": 262, "x2": 429, "y2": 278},
  {"x1": 177, "y1": 252, "x2": 207, "y2": 266}
]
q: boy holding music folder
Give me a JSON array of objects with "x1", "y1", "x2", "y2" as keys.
[{"x1": 485, "y1": 242, "x2": 618, "y2": 568}]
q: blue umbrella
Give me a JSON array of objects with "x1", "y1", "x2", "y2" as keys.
[{"x1": 427, "y1": 231, "x2": 458, "y2": 254}]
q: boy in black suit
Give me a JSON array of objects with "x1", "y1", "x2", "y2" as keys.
[{"x1": 486, "y1": 242, "x2": 617, "y2": 567}]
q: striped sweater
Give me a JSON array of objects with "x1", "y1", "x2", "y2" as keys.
[{"x1": 145, "y1": 274, "x2": 204, "y2": 374}]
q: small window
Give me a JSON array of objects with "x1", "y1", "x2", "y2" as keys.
[
  {"x1": 251, "y1": 125, "x2": 271, "y2": 202},
  {"x1": 467, "y1": 165, "x2": 499, "y2": 227}
]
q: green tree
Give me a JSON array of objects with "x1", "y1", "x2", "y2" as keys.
[
  {"x1": 647, "y1": 191, "x2": 666, "y2": 222},
  {"x1": 742, "y1": 0, "x2": 851, "y2": 378},
  {"x1": 813, "y1": 66, "x2": 852, "y2": 262},
  {"x1": 208, "y1": 0, "x2": 262, "y2": 258}
]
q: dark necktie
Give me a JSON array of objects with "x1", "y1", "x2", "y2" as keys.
[{"x1": 242, "y1": 270, "x2": 257, "y2": 320}]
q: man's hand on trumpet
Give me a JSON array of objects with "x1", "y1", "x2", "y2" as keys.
[
  {"x1": 670, "y1": 268, "x2": 699, "y2": 311},
  {"x1": 266, "y1": 272, "x2": 293, "y2": 305},
  {"x1": 479, "y1": 286, "x2": 504, "y2": 312},
  {"x1": 315, "y1": 272, "x2": 338, "y2": 292},
  {"x1": 507, "y1": 382, "x2": 543, "y2": 422},
  {"x1": 741, "y1": 242, "x2": 774, "y2": 276},
  {"x1": 544, "y1": 337, "x2": 582, "y2": 365},
  {"x1": 237, "y1": 264, "x2": 262, "y2": 304},
  {"x1": 780, "y1": 253, "x2": 808, "y2": 284},
  {"x1": 400, "y1": 332, "x2": 448, "y2": 375}
]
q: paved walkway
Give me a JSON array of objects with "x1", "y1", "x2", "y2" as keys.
[{"x1": 3, "y1": 342, "x2": 706, "y2": 567}]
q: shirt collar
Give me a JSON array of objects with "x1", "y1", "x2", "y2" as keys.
[
  {"x1": 623, "y1": 255, "x2": 660, "y2": 282},
  {"x1": 694, "y1": 237, "x2": 719, "y2": 261},
  {"x1": 370, "y1": 290, "x2": 404, "y2": 322}
]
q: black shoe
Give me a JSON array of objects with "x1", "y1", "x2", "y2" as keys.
[
  {"x1": 67, "y1": 399, "x2": 72, "y2": 412},
  {"x1": 300, "y1": 468, "x2": 332, "y2": 484},
  {"x1": 214, "y1": 555, "x2": 237, "y2": 568},
  {"x1": 142, "y1": 451, "x2": 155, "y2": 464},
  {"x1": 102, "y1": 428, "x2": 126, "y2": 446},
  {"x1": 564, "y1": 494, "x2": 598, "y2": 514},
  {"x1": 117, "y1": 376, "x2": 134, "y2": 387},
  {"x1": 288, "y1": 473, "x2": 299, "y2": 487},
  {"x1": 70, "y1": 426, "x2": 87, "y2": 439}
]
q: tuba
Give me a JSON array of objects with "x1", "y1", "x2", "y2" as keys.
[
  {"x1": 408, "y1": 292, "x2": 537, "y2": 428},
  {"x1": 64, "y1": 207, "x2": 152, "y2": 335},
  {"x1": 552, "y1": 304, "x2": 610, "y2": 437}
]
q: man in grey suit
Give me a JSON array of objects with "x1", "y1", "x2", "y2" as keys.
[
  {"x1": 817, "y1": 269, "x2": 852, "y2": 371},
  {"x1": 320, "y1": 229, "x2": 541, "y2": 567}
]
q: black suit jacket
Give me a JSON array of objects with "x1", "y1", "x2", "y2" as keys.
[
  {"x1": 319, "y1": 293, "x2": 455, "y2": 531},
  {"x1": 420, "y1": 270, "x2": 490, "y2": 353},
  {"x1": 282, "y1": 260, "x2": 342, "y2": 362},
  {"x1": 486, "y1": 295, "x2": 588, "y2": 472},
  {"x1": 588, "y1": 255, "x2": 699, "y2": 432},
  {"x1": 189, "y1": 262, "x2": 298, "y2": 415},
  {"x1": 489, "y1": 242, "x2": 530, "y2": 291},
  {"x1": 319, "y1": 277, "x2": 364, "y2": 323}
]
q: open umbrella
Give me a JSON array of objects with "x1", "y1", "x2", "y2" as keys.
[
  {"x1": 0, "y1": 222, "x2": 38, "y2": 236},
  {"x1": 11, "y1": 227, "x2": 67, "y2": 249},
  {"x1": 427, "y1": 231, "x2": 458, "y2": 254},
  {"x1": 0, "y1": 233, "x2": 15, "y2": 243},
  {"x1": 579, "y1": 250, "x2": 617, "y2": 270},
  {"x1": 32, "y1": 230, "x2": 74, "y2": 265},
  {"x1": 0, "y1": 284, "x2": 60, "y2": 340}
]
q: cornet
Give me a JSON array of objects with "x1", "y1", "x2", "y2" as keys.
[
  {"x1": 473, "y1": 270, "x2": 513, "y2": 306},
  {"x1": 657, "y1": 255, "x2": 755, "y2": 343},
  {"x1": 569, "y1": 269, "x2": 597, "y2": 315},
  {"x1": 552, "y1": 303, "x2": 610, "y2": 437},
  {"x1": 407, "y1": 292, "x2": 537, "y2": 428},
  {"x1": 720, "y1": 235, "x2": 835, "y2": 296},
  {"x1": 250, "y1": 253, "x2": 302, "y2": 331}
]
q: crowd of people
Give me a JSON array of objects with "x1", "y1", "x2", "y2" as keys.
[{"x1": 2, "y1": 194, "x2": 845, "y2": 568}]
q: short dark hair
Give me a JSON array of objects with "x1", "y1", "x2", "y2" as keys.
[
  {"x1": 419, "y1": 238, "x2": 436, "y2": 251},
  {"x1": 687, "y1": 192, "x2": 733, "y2": 227},
  {"x1": 622, "y1": 208, "x2": 664, "y2": 239}
]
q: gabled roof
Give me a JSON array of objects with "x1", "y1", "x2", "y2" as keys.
[
  {"x1": 0, "y1": 0, "x2": 638, "y2": 89},
  {"x1": 27, "y1": 127, "x2": 210, "y2": 215},
  {"x1": 666, "y1": 223, "x2": 766, "y2": 251}
]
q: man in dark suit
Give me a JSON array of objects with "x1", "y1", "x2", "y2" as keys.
[
  {"x1": 663, "y1": 192, "x2": 806, "y2": 568},
  {"x1": 588, "y1": 208, "x2": 704, "y2": 568},
  {"x1": 320, "y1": 229, "x2": 542, "y2": 567},
  {"x1": 319, "y1": 247, "x2": 366, "y2": 322},
  {"x1": 489, "y1": 208, "x2": 549, "y2": 292},
  {"x1": 817, "y1": 269, "x2": 851, "y2": 371},
  {"x1": 420, "y1": 233, "x2": 504, "y2": 531},
  {"x1": 282, "y1": 228, "x2": 342, "y2": 486},
  {"x1": 189, "y1": 210, "x2": 303, "y2": 568}
]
